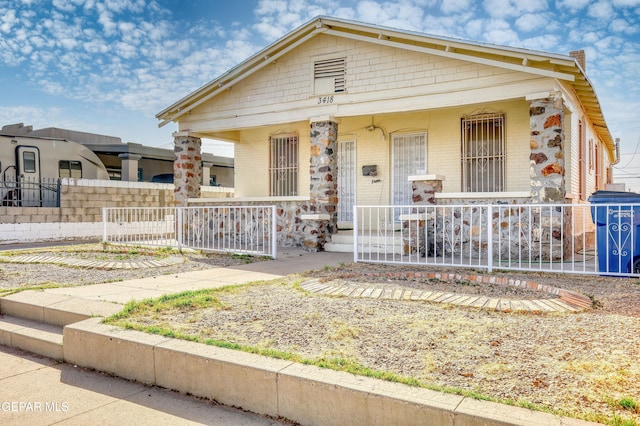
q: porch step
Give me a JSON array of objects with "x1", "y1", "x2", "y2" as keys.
[
  {"x1": 0, "y1": 290, "x2": 122, "y2": 327},
  {"x1": 0, "y1": 290, "x2": 122, "y2": 360},
  {"x1": 326, "y1": 231, "x2": 404, "y2": 254},
  {"x1": 0, "y1": 315, "x2": 63, "y2": 360}
]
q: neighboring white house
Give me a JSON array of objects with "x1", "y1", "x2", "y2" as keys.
[{"x1": 157, "y1": 16, "x2": 617, "y2": 250}]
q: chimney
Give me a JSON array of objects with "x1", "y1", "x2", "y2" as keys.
[{"x1": 570, "y1": 50, "x2": 586, "y2": 72}]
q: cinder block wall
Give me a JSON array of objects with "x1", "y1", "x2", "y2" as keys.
[{"x1": 0, "y1": 179, "x2": 234, "y2": 225}]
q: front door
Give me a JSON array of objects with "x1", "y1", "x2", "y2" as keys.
[
  {"x1": 392, "y1": 133, "x2": 427, "y2": 217},
  {"x1": 17, "y1": 146, "x2": 41, "y2": 206},
  {"x1": 337, "y1": 139, "x2": 356, "y2": 225}
]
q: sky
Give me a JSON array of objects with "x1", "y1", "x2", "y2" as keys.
[{"x1": 0, "y1": 0, "x2": 639, "y2": 191}]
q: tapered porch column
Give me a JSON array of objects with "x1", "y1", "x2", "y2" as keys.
[
  {"x1": 118, "y1": 153, "x2": 141, "y2": 182},
  {"x1": 303, "y1": 118, "x2": 339, "y2": 251},
  {"x1": 529, "y1": 92, "x2": 566, "y2": 203},
  {"x1": 201, "y1": 161, "x2": 213, "y2": 186},
  {"x1": 173, "y1": 132, "x2": 202, "y2": 207}
]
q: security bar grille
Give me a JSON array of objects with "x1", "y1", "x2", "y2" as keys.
[
  {"x1": 461, "y1": 113, "x2": 505, "y2": 192},
  {"x1": 337, "y1": 140, "x2": 356, "y2": 222},
  {"x1": 392, "y1": 133, "x2": 427, "y2": 219},
  {"x1": 269, "y1": 135, "x2": 298, "y2": 196}
]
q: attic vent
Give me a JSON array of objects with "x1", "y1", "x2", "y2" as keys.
[{"x1": 314, "y1": 57, "x2": 346, "y2": 94}]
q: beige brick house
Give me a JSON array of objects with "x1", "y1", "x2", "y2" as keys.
[{"x1": 157, "y1": 16, "x2": 617, "y2": 250}]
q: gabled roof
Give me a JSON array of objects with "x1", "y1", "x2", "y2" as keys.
[{"x1": 156, "y1": 16, "x2": 615, "y2": 157}]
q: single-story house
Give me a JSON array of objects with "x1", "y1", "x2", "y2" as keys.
[{"x1": 156, "y1": 16, "x2": 617, "y2": 251}]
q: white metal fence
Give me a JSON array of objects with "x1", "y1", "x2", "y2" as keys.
[
  {"x1": 354, "y1": 204, "x2": 640, "y2": 277},
  {"x1": 102, "y1": 206, "x2": 277, "y2": 258}
]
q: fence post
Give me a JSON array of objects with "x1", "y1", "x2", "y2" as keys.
[
  {"x1": 487, "y1": 205, "x2": 493, "y2": 273},
  {"x1": 177, "y1": 207, "x2": 183, "y2": 252},
  {"x1": 353, "y1": 205, "x2": 358, "y2": 263},
  {"x1": 102, "y1": 207, "x2": 107, "y2": 244},
  {"x1": 271, "y1": 205, "x2": 277, "y2": 259},
  {"x1": 56, "y1": 178, "x2": 61, "y2": 207}
]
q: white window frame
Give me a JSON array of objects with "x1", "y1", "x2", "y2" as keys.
[{"x1": 461, "y1": 113, "x2": 506, "y2": 193}]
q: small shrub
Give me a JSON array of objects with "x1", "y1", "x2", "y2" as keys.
[{"x1": 619, "y1": 397, "x2": 638, "y2": 411}]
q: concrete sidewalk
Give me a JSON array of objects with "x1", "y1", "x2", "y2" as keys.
[
  {"x1": 0, "y1": 345, "x2": 286, "y2": 425},
  {"x1": 39, "y1": 248, "x2": 353, "y2": 303}
]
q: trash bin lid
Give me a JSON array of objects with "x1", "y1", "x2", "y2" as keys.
[{"x1": 588, "y1": 190, "x2": 640, "y2": 203}]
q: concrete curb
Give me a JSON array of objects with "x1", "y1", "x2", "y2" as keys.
[{"x1": 63, "y1": 317, "x2": 597, "y2": 426}]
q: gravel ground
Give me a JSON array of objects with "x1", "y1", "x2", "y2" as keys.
[{"x1": 2, "y1": 245, "x2": 640, "y2": 424}]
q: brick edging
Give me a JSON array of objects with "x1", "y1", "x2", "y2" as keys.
[{"x1": 336, "y1": 271, "x2": 593, "y2": 310}]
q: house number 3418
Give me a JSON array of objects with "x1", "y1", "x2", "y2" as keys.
[{"x1": 317, "y1": 96, "x2": 334, "y2": 104}]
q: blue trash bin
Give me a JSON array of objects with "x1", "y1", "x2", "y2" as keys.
[{"x1": 589, "y1": 190, "x2": 640, "y2": 275}]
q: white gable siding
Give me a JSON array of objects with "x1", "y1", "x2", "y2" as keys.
[{"x1": 181, "y1": 34, "x2": 549, "y2": 133}]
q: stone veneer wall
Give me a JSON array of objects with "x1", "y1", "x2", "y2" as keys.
[
  {"x1": 405, "y1": 175, "x2": 576, "y2": 261},
  {"x1": 187, "y1": 199, "x2": 314, "y2": 248}
]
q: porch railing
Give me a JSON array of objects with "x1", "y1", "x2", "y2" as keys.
[
  {"x1": 102, "y1": 206, "x2": 277, "y2": 258},
  {"x1": 354, "y1": 204, "x2": 640, "y2": 277},
  {"x1": 1, "y1": 177, "x2": 61, "y2": 207}
]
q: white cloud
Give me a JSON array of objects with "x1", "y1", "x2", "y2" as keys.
[
  {"x1": 556, "y1": 0, "x2": 591, "y2": 11},
  {"x1": 440, "y1": 0, "x2": 473, "y2": 14},
  {"x1": 52, "y1": 0, "x2": 78, "y2": 12},
  {"x1": 611, "y1": 0, "x2": 640, "y2": 6},
  {"x1": 588, "y1": 0, "x2": 615, "y2": 19},
  {"x1": 482, "y1": 0, "x2": 547, "y2": 18},
  {"x1": 520, "y1": 34, "x2": 560, "y2": 51},
  {"x1": 609, "y1": 17, "x2": 639, "y2": 34},
  {"x1": 0, "y1": 8, "x2": 18, "y2": 33},
  {"x1": 514, "y1": 13, "x2": 547, "y2": 32}
]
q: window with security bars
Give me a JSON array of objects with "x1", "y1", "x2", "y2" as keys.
[
  {"x1": 314, "y1": 57, "x2": 346, "y2": 94},
  {"x1": 269, "y1": 135, "x2": 298, "y2": 196},
  {"x1": 461, "y1": 114, "x2": 505, "y2": 192}
]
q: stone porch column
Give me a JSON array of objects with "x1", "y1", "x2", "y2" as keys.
[
  {"x1": 173, "y1": 133, "x2": 202, "y2": 207},
  {"x1": 118, "y1": 153, "x2": 141, "y2": 182},
  {"x1": 303, "y1": 118, "x2": 338, "y2": 251},
  {"x1": 529, "y1": 93, "x2": 569, "y2": 259},
  {"x1": 403, "y1": 175, "x2": 444, "y2": 255},
  {"x1": 529, "y1": 93, "x2": 566, "y2": 203}
]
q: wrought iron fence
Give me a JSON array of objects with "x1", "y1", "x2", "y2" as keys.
[
  {"x1": 354, "y1": 204, "x2": 640, "y2": 277},
  {"x1": 1, "y1": 177, "x2": 61, "y2": 207},
  {"x1": 102, "y1": 206, "x2": 277, "y2": 258}
]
